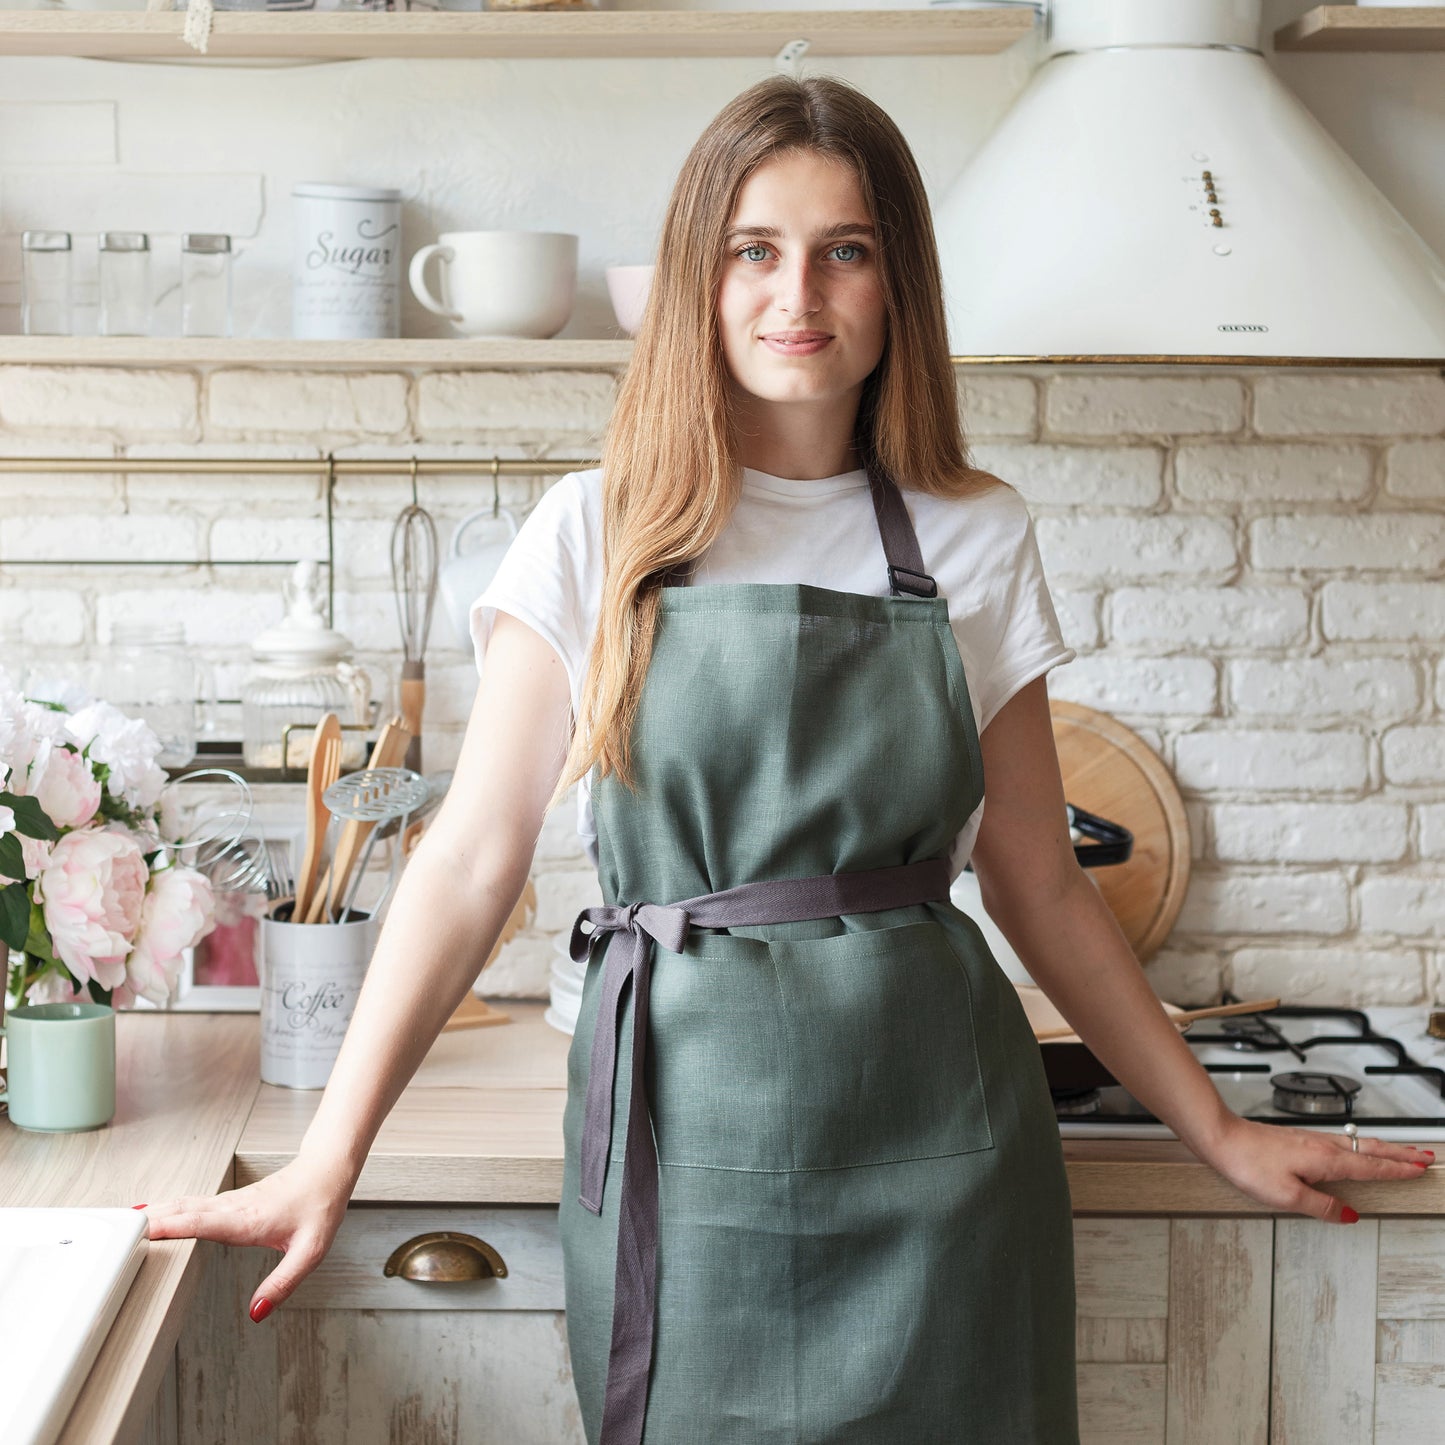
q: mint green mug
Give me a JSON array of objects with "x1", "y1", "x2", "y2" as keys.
[{"x1": 0, "y1": 1002, "x2": 116, "y2": 1133}]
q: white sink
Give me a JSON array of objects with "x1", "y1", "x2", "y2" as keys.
[{"x1": 0, "y1": 1207, "x2": 149, "y2": 1445}]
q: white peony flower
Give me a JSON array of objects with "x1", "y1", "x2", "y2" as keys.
[{"x1": 65, "y1": 701, "x2": 168, "y2": 813}]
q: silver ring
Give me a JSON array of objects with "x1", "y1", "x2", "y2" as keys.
[{"x1": 1344, "y1": 1123, "x2": 1359, "y2": 1153}]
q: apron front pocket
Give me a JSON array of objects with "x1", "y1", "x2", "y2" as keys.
[{"x1": 647, "y1": 918, "x2": 995, "y2": 1175}]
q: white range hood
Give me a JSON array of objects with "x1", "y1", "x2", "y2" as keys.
[{"x1": 934, "y1": 0, "x2": 1445, "y2": 363}]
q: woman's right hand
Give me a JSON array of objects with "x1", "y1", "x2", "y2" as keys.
[{"x1": 138, "y1": 1151, "x2": 356, "y2": 1322}]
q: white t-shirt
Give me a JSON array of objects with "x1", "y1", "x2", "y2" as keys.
[{"x1": 471, "y1": 465, "x2": 1075, "y2": 880}]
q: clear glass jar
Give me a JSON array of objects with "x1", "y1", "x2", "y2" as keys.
[
  {"x1": 241, "y1": 563, "x2": 375, "y2": 770},
  {"x1": 241, "y1": 652, "x2": 373, "y2": 771},
  {"x1": 96, "y1": 620, "x2": 213, "y2": 769},
  {"x1": 21, "y1": 231, "x2": 73, "y2": 336},
  {"x1": 181, "y1": 233, "x2": 234, "y2": 338},
  {"x1": 98, "y1": 231, "x2": 151, "y2": 337}
]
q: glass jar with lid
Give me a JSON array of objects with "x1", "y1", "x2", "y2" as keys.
[
  {"x1": 241, "y1": 561, "x2": 375, "y2": 771},
  {"x1": 21, "y1": 231, "x2": 73, "y2": 336},
  {"x1": 98, "y1": 231, "x2": 151, "y2": 337},
  {"x1": 95, "y1": 620, "x2": 214, "y2": 769}
]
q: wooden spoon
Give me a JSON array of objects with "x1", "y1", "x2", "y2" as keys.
[
  {"x1": 305, "y1": 715, "x2": 413, "y2": 923},
  {"x1": 1032, "y1": 995, "x2": 1282, "y2": 1044},
  {"x1": 293, "y1": 714, "x2": 342, "y2": 923}
]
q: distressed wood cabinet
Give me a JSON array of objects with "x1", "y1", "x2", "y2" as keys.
[{"x1": 136, "y1": 1209, "x2": 1445, "y2": 1444}]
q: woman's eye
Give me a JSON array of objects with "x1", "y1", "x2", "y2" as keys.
[
  {"x1": 738, "y1": 244, "x2": 770, "y2": 262},
  {"x1": 831, "y1": 243, "x2": 866, "y2": 263}
]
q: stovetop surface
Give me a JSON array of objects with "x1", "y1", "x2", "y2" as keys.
[{"x1": 1054, "y1": 1001, "x2": 1445, "y2": 1142}]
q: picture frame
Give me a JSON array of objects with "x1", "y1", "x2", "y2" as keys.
[{"x1": 127, "y1": 818, "x2": 304, "y2": 1015}]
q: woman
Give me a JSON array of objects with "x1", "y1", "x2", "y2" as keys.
[{"x1": 142, "y1": 75, "x2": 1432, "y2": 1442}]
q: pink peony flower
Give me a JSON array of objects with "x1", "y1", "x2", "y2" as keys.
[
  {"x1": 112, "y1": 864, "x2": 215, "y2": 1008},
  {"x1": 35, "y1": 827, "x2": 149, "y2": 991},
  {"x1": 32, "y1": 745, "x2": 102, "y2": 830}
]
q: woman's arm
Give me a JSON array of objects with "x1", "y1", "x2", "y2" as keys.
[
  {"x1": 141, "y1": 610, "x2": 575, "y2": 1318},
  {"x1": 296, "y1": 609, "x2": 575, "y2": 1181},
  {"x1": 968, "y1": 675, "x2": 1433, "y2": 1221}
]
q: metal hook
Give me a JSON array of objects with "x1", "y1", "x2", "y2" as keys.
[
  {"x1": 490, "y1": 456, "x2": 500, "y2": 518},
  {"x1": 409, "y1": 455, "x2": 419, "y2": 508}
]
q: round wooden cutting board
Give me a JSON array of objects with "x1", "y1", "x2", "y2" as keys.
[{"x1": 1049, "y1": 699, "x2": 1191, "y2": 964}]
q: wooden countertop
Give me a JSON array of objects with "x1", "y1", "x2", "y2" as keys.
[
  {"x1": 239, "y1": 998, "x2": 1445, "y2": 1215},
  {"x1": 4, "y1": 1000, "x2": 1444, "y2": 1444},
  {"x1": 0, "y1": 1011, "x2": 258, "y2": 1445}
]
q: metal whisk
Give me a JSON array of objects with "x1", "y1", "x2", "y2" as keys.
[{"x1": 391, "y1": 467, "x2": 439, "y2": 774}]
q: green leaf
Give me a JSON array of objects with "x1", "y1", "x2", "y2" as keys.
[
  {"x1": 0, "y1": 830, "x2": 22, "y2": 884},
  {"x1": 24, "y1": 903, "x2": 56, "y2": 963},
  {"x1": 0, "y1": 883, "x2": 28, "y2": 952},
  {"x1": 1, "y1": 791, "x2": 60, "y2": 841}
]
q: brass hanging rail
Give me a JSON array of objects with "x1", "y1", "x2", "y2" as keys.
[
  {"x1": 0, "y1": 452, "x2": 598, "y2": 626},
  {"x1": 0, "y1": 455, "x2": 597, "y2": 475}
]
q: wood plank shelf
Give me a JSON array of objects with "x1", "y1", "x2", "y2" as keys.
[
  {"x1": 0, "y1": 336, "x2": 635, "y2": 369},
  {"x1": 0, "y1": 9, "x2": 1036, "y2": 62},
  {"x1": 0, "y1": 338, "x2": 1440, "y2": 369},
  {"x1": 1274, "y1": 5, "x2": 1445, "y2": 53}
]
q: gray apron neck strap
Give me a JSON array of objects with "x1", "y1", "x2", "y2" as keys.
[{"x1": 659, "y1": 456, "x2": 938, "y2": 598}]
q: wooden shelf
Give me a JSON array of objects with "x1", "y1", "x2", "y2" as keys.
[
  {"x1": 0, "y1": 338, "x2": 1441, "y2": 370},
  {"x1": 0, "y1": 9, "x2": 1035, "y2": 61},
  {"x1": 0, "y1": 336, "x2": 635, "y2": 368},
  {"x1": 1274, "y1": 5, "x2": 1445, "y2": 52}
]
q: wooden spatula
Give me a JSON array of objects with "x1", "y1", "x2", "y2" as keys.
[
  {"x1": 305, "y1": 715, "x2": 412, "y2": 923},
  {"x1": 1031, "y1": 995, "x2": 1282, "y2": 1044},
  {"x1": 293, "y1": 713, "x2": 342, "y2": 923}
]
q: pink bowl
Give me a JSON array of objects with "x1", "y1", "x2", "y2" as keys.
[{"x1": 605, "y1": 265, "x2": 654, "y2": 337}]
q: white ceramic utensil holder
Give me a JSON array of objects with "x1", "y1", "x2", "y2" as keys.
[{"x1": 259, "y1": 900, "x2": 380, "y2": 1089}]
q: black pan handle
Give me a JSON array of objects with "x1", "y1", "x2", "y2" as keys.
[
  {"x1": 1066, "y1": 803, "x2": 1133, "y2": 868},
  {"x1": 961, "y1": 802, "x2": 1133, "y2": 874}
]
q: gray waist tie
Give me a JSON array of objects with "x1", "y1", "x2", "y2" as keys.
[{"x1": 567, "y1": 855, "x2": 955, "y2": 1445}]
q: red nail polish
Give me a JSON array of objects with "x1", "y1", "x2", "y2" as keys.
[
  {"x1": 1341, "y1": 1206, "x2": 1359, "y2": 1224},
  {"x1": 131, "y1": 1203, "x2": 147, "y2": 1210},
  {"x1": 250, "y1": 1298, "x2": 273, "y2": 1323}
]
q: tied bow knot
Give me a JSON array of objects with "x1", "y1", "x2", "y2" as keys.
[
  {"x1": 569, "y1": 899, "x2": 693, "y2": 966},
  {"x1": 572, "y1": 895, "x2": 694, "y2": 1224}
]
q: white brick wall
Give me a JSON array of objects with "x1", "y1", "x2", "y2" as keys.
[{"x1": 3, "y1": 364, "x2": 1444, "y2": 1006}]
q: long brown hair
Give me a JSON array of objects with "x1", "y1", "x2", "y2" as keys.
[{"x1": 545, "y1": 74, "x2": 1003, "y2": 815}]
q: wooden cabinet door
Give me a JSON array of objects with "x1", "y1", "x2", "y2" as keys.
[{"x1": 1075, "y1": 1217, "x2": 1272, "y2": 1444}]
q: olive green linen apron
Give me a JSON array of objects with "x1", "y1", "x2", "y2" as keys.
[{"x1": 561, "y1": 461, "x2": 1079, "y2": 1444}]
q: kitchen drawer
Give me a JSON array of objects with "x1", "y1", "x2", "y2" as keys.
[{"x1": 287, "y1": 1203, "x2": 566, "y2": 1312}]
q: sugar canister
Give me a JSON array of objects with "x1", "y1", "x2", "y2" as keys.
[{"x1": 291, "y1": 181, "x2": 402, "y2": 339}]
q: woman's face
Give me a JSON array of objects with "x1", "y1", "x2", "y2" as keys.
[{"x1": 716, "y1": 149, "x2": 887, "y2": 412}]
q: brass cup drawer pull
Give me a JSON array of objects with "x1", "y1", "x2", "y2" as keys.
[{"x1": 383, "y1": 1231, "x2": 510, "y2": 1283}]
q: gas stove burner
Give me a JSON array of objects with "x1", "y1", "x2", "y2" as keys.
[
  {"x1": 1271, "y1": 1070, "x2": 1362, "y2": 1117},
  {"x1": 1050, "y1": 1086, "x2": 1101, "y2": 1117}
]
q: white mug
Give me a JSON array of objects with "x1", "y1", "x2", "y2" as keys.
[
  {"x1": 439, "y1": 505, "x2": 523, "y2": 649},
  {"x1": 408, "y1": 230, "x2": 578, "y2": 338}
]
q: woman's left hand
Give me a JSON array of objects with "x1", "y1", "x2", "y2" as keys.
[{"x1": 1195, "y1": 1113, "x2": 1434, "y2": 1223}]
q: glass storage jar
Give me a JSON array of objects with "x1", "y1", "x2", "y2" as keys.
[
  {"x1": 181, "y1": 233, "x2": 233, "y2": 337},
  {"x1": 98, "y1": 231, "x2": 151, "y2": 337},
  {"x1": 241, "y1": 562, "x2": 375, "y2": 771},
  {"x1": 21, "y1": 231, "x2": 73, "y2": 336},
  {"x1": 95, "y1": 620, "x2": 213, "y2": 769}
]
